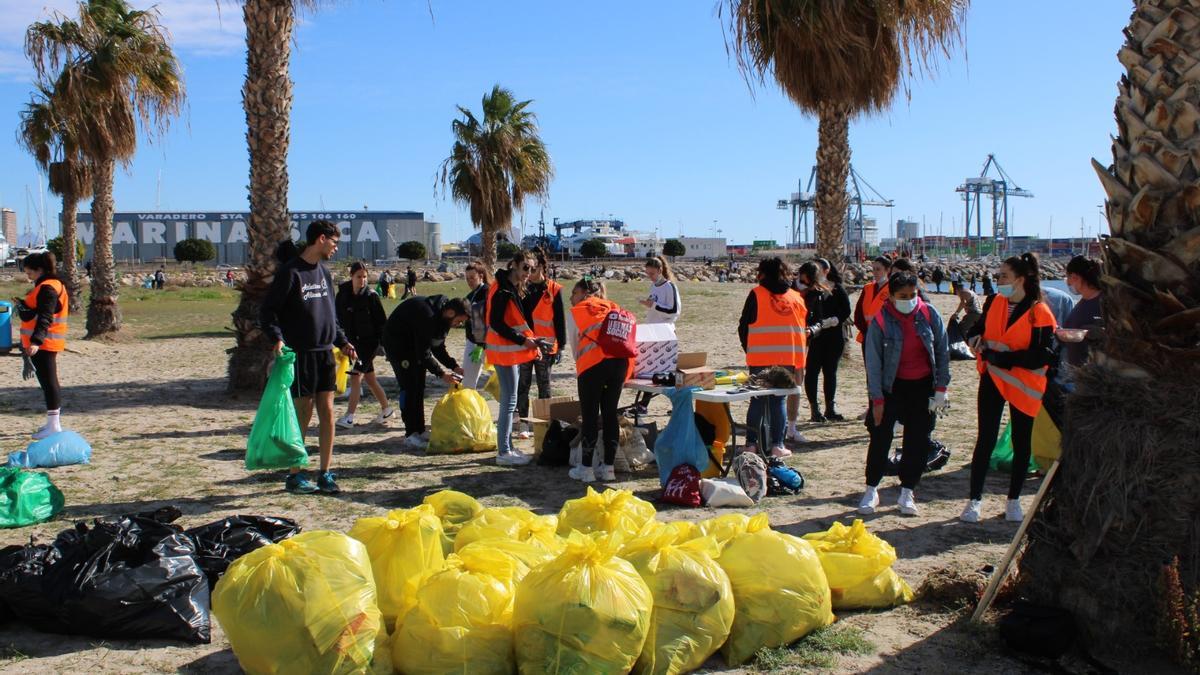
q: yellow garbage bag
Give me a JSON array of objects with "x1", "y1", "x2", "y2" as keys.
[
  {"x1": 620, "y1": 524, "x2": 734, "y2": 675},
  {"x1": 482, "y1": 364, "x2": 500, "y2": 401},
  {"x1": 718, "y1": 514, "x2": 835, "y2": 665},
  {"x1": 333, "y1": 347, "x2": 350, "y2": 395},
  {"x1": 557, "y1": 487, "x2": 657, "y2": 537},
  {"x1": 454, "y1": 506, "x2": 562, "y2": 553},
  {"x1": 348, "y1": 505, "x2": 446, "y2": 624},
  {"x1": 513, "y1": 532, "x2": 653, "y2": 675},
  {"x1": 211, "y1": 531, "x2": 383, "y2": 675},
  {"x1": 458, "y1": 538, "x2": 556, "y2": 584},
  {"x1": 427, "y1": 386, "x2": 498, "y2": 454},
  {"x1": 392, "y1": 546, "x2": 518, "y2": 675},
  {"x1": 423, "y1": 489, "x2": 483, "y2": 554},
  {"x1": 691, "y1": 513, "x2": 753, "y2": 550},
  {"x1": 1032, "y1": 407, "x2": 1061, "y2": 472},
  {"x1": 802, "y1": 519, "x2": 913, "y2": 610}
]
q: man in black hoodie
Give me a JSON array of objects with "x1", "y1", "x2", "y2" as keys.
[
  {"x1": 383, "y1": 294, "x2": 469, "y2": 447},
  {"x1": 260, "y1": 220, "x2": 357, "y2": 495}
]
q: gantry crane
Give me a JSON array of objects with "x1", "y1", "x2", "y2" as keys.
[
  {"x1": 955, "y1": 154, "x2": 1033, "y2": 256},
  {"x1": 777, "y1": 165, "x2": 894, "y2": 254}
]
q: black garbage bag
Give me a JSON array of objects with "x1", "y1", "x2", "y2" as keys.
[
  {"x1": 947, "y1": 318, "x2": 976, "y2": 361},
  {"x1": 884, "y1": 440, "x2": 951, "y2": 476},
  {"x1": 0, "y1": 508, "x2": 210, "y2": 643},
  {"x1": 538, "y1": 420, "x2": 576, "y2": 467},
  {"x1": 184, "y1": 515, "x2": 300, "y2": 586}
]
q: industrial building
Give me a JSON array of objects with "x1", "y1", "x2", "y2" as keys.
[{"x1": 75, "y1": 210, "x2": 441, "y2": 265}]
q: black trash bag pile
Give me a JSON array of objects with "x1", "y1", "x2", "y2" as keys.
[{"x1": 0, "y1": 507, "x2": 298, "y2": 644}]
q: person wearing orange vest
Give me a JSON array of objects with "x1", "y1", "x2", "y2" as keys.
[
  {"x1": 960, "y1": 253, "x2": 1058, "y2": 524},
  {"x1": 16, "y1": 252, "x2": 69, "y2": 440},
  {"x1": 516, "y1": 248, "x2": 565, "y2": 434},
  {"x1": 853, "y1": 256, "x2": 893, "y2": 345},
  {"x1": 486, "y1": 250, "x2": 541, "y2": 466},
  {"x1": 567, "y1": 278, "x2": 632, "y2": 483},
  {"x1": 737, "y1": 257, "x2": 807, "y2": 459}
]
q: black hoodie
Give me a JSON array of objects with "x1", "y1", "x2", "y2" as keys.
[
  {"x1": 738, "y1": 279, "x2": 793, "y2": 352},
  {"x1": 488, "y1": 269, "x2": 534, "y2": 346},
  {"x1": 382, "y1": 295, "x2": 460, "y2": 376}
]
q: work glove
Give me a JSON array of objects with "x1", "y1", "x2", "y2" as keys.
[
  {"x1": 928, "y1": 391, "x2": 949, "y2": 416},
  {"x1": 21, "y1": 354, "x2": 36, "y2": 381},
  {"x1": 469, "y1": 345, "x2": 484, "y2": 364},
  {"x1": 819, "y1": 316, "x2": 839, "y2": 329}
]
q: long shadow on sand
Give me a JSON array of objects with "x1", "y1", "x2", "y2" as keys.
[{"x1": 0, "y1": 379, "x2": 258, "y2": 414}]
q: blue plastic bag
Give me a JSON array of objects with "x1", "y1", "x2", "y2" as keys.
[
  {"x1": 8, "y1": 431, "x2": 92, "y2": 468},
  {"x1": 653, "y1": 387, "x2": 710, "y2": 486}
]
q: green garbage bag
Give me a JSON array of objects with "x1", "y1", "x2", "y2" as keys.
[
  {"x1": 0, "y1": 466, "x2": 64, "y2": 528},
  {"x1": 989, "y1": 421, "x2": 1037, "y2": 473},
  {"x1": 246, "y1": 347, "x2": 309, "y2": 470}
]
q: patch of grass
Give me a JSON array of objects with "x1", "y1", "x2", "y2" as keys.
[
  {"x1": 754, "y1": 625, "x2": 875, "y2": 672},
  {"x1": 0, "y1": 645, "x2": 29, "y2": 663}
]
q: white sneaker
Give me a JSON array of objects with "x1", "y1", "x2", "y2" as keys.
[
  {"x1": 858, "y1": 487, "x2": 879, "y2": 515},
  {"x1": 1005, "y1": 499, "x2": 1024, "y2": 522},
  {"x1": 898, "y1": 488, "x2": 919, "y2": 516},
  {"x1": 372, "y1": 408, "x2": 395, "y2": 425},
  {"x1": 403, "y1": 434, "x2": 428, "y2": 450},
  {"x1": 568, "y1": 464, "x2": 594, "y2": 481},
  {"x1": 960, "y1": 499, "x2": 982, "y2": 523},
  {"x1": 770, "y1": 445, "x2": 792, "y2": 458},
  {"x1": 336, "y1": 415, "x2": 354, "y2": 430},
  {"x1": 497, "y1": 451, "x2": 532, "y2": 466},
  {"x1": 596, "y1": 464, "x2": 616, "y2": 481},
  {"x1": 788, "y1": 428, "x2": 809, "y2": 443}
]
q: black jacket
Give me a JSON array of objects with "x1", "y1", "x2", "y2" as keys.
[
  {"x1": 803, "y1": 283, "x2": 852, "y2": 345},
  {"x1": 335, "y1": 281, "x2": 386, "y2": 347},
  {"x1": 16, "y1": 276, "x2": 65, "y2": 347},
  {"x1": 488, "y1": 269, "x2": 534, "y2": 346},
  {"x1": 383, "y1": 295, "x2": 459, "y2": 376},
  {"x1": 738, "y1": 279, "x2": 792, "y2": 352}
]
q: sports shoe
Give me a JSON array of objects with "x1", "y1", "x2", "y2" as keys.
[
  {"x1": 403, "y1": 434, "x2": 428, "y2": 450},
  {"x1": 596, "y1": 464, "x2": 617, "y2": 481},
  {"x1": 317, "y1": 471, "x2": 340, "y2": 494},
  {"x1": 810, "y1": 410, "x2": 826, "y2": 423},
  {"x1": 497, "y1": 451, "x2": 532, "y2": 466},
  {"x1": 898, "y1": 488, "x2": 919, "y2": 516},
  {"x1": 285, "y1": 471, "x2": 319, "y2": 494},
  {"x1": 569, "y1": 464, "x2": 595, "y2": 482},
  {"x1": 632, "y1": 404, "x2": 649, "y2": 416},
  {"x1": 824, "y1": 409, "x2": 845, "y2": 422},
  {"x1": 1005, "y1": 499, "x2": 1024, "y2": 522},
  {"x1": 336, "y1": 415, "x2": 354, "y2": 430},
  {"x1": 372, "y1": 408, "x2": 395, "y2": 425},
  {"x1": 770, "y1": 445, "x2": 793, "y2": 458},
  {"x1": 960, "y1": 499, "x2": 982, "y2": 523},
  {"x1": 858, "y1": 487, "x2": 879, "y2": 515},
  {"x1": 788, "y1": 428, "x2": 809, "y2": 443}
]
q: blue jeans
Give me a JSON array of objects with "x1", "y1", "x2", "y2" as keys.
[
  {"x1": 746, "y1": 366, "x2": 786, "y2": 447},
  {"x1": 494, "y1": 363, "x2": 520, "y2": 455}
]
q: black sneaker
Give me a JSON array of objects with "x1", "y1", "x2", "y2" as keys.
[
  {"x1": 810, "y1": 410, "x2": 826, "y2": 423},
  {"x1": 285, "y1": 471, "x2": 319, "y2": 494},
  {"x1": 317, "y1": 471, "x2": 340, "y2": 494},
  {"x1": 825, "y1": 409, "x2": 845, "y2": 422}
]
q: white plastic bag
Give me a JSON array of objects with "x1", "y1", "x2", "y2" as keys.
[{"x1": 700, "y1": 478, "x2": 754, "y2": 508}]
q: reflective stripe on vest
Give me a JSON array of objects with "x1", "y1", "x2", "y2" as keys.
[
  {"x1": 856, "y1": 281, "x2": 889, "y2": 344},
  {"x1": 20, "y1": 278, "x2": 68, "y2": 352},
  {"x1": 745, "y1": 286, "x2": 808, "y2": 368},
  {"x1": 531, "y1": 280, "x2": 562, "y2": 355},
  {"x1": 484, "y1": 281, "x2": 537, "y2": 366},
  {"x1": 572, "y1": 297, "x2": 618, "y2": 375},
  {"x1": 975, "y1": 296, "x2": 1056, "y2": 417}
]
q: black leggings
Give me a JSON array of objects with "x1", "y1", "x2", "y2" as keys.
[
  {"x1": 578, "y1": 358, "x2": 629, "y2": 465},
  {"x1": 969, "y1": 374, "x2": 1034, "y2": 500},
  {"x1": 805, "y1": 336, "x2": 843, "y2": 411},
  {"x1": 32, "y1": 349, "x2": 61, "y2": 410},
  {"x1": 865, "y1": 377, "x2": 933, "y2": 489}
]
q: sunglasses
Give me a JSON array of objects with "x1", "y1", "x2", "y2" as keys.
[{"x1": 520, "y1": 264, "x2": 533, "y2": 272}]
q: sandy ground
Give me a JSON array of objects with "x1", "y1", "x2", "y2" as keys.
[{"x1": 0, "y1": 281, "x2": 1089, "y2": 674}]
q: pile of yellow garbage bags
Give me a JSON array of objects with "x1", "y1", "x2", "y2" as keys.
[{"x1": 211, "y1": 487, "x2": 911, "y2": 674}]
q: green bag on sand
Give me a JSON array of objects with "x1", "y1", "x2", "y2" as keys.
[
  {"x1": 0, "y1": 466, "x2": 64, "y2": 528},
  {"x1": 246, "y1": 347, "x2": 309, "y2": 471},
  {"x1": 990, "y1": 421, "x2": 1038, "y2": 473}
]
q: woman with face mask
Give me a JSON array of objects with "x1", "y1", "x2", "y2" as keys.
[
  {"x1": 853, "y1": 256, "x2": 893, "y2": 347},
  {"x1": 335, "y1": 262, "x2": 392, "y2": 429},
  {"x1": 860, "y1": 271, "x2": 951, "y2": 516},
  {"x1": 961, "y1": 253, "x2": 1058, "y2": 524},
  {"x1": 486, "y1": 250, "x2": 541, "y2": 466}
]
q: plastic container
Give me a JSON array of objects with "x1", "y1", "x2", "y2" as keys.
[{"x1": 0, "y1": 301, "x2": 13, "y2": 354}]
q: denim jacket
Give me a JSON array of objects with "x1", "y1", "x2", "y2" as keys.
[{"x1": 865, "y1": 299, "x2": 951, "y2": 402}]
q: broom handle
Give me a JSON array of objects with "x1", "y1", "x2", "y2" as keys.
[{"x1": 971, "y1": 459, "x2": 1061, "y2": 623}]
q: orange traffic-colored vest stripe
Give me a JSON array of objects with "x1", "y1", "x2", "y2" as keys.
[
  {"x1": 745, "y1": 285, "x2": 808, "y2": 368},
  {"x1": 20, "y1": 278, "x2": 68, "y2": 352},
  {"x1": 856, "y1": 280, "x2": 889, "y2": 344},
  {"x1": 572, "y1": 296, "x2": 620, "y2": 375},
  {"x1": 976, "y1": 296, "x2": 1057, "y2": 417},
  {"x1": 485, "y1": 281, "x2": 537, "y2": 366},
  {"x1": 531, "y1": 280, "x2": 562, "y2": 355}
]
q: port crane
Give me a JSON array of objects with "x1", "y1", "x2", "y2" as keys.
[
  {"x1": 778, "y1": 164, "x2": 893, "y2": 254},
  {"x1": 955, "y1": 154, "x2": 1033, "y2": 256}
]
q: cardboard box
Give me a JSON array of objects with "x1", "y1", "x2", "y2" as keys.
[
  {"x1": 634, "y1": 323, "x2": 678, "y2": 378},
  {"x1": 677, "y1": 352, "x2": 708, "y2": 369},
  {"x1": 676, "y1": 352, "x2": 715, "y2": 389}
]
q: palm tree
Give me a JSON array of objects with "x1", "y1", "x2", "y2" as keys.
[
  {"x1": 17, "y1": 81, "x2": 93, "y2": 313},
  {"x1": 439, "y1": 85, "x2": 553, "y2": 268},
  {"x1": 722, "y1": 0, "x2": 966, "y2": 260},
  {"x1": 1018, "y1": 1, "x2": 1200, "y2": 657},
  {"x1": 25, "y1": 0, "x2": 184, "y2": 337}
]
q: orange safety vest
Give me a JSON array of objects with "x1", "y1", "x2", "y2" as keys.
[
  {"x1": 531, "y1": 280, "x2": 562, "y2": 355},
  {"x1": 20, "y1": 278, "x2": 68, "y2": 352},
  {"x1": 856, "y1": 280, "x2": 889, "y2": 344},
  {"x1": 484, "y1": 281, "x2": 538, "y2": 366},
  {"x1": 745, "y1": 285, "x2": 808, "y2": 369},
  {"x1": 976, "y1": 296, "x2": 1057, "y2": 417}
]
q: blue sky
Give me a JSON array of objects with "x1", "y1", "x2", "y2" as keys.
[{"x1": 0, "y1": 0, "x2": 1130, "y2": 246}]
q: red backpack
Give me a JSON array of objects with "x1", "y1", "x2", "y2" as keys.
[{"x1": 597, "y1": 308, "x2": 639, "y2": 358}]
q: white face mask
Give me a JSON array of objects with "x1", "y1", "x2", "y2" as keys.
[{"x1": 893, "y1": 297, "x2": 918, "y2": 315}]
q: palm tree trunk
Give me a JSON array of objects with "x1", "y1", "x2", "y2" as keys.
[
  {"x1": 60, "y1": 191, "x2": 82, "y2": 314},
  {"x1": 480, "y1": 221, "x2": 497, "y2": 270},
  {"x1": 85, "y1": 157, "x2": 121, "y2": 337},
  {"x1": 228, "y1": 0, "x2": 296, "y2": 392},
  {"x1": 814, "y1": 102, "x2": 850, "y2": 261}
]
